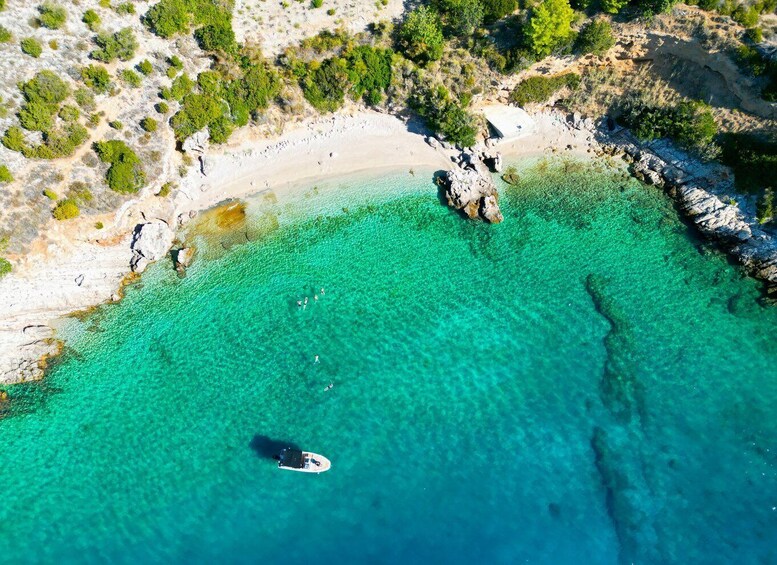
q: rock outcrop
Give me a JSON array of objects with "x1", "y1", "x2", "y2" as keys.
[
  {"x1": 621, "y1": 144, "x2": 777, "y2": 287},
  {"x1": 173, "y1": 247, "x2": 195, "y2": 276},
  {"x1": 443, "y1": 150, "x2": 503, "y2": 223},
  {"x1": 130, "y1": 221, "x2": 175, "y2": 273}
]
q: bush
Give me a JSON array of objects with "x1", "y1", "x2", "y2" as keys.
[
  {"x1": 83, "y1": 9, "x2": 100, "y2": 30},
  {"x1": 575, "y1": 20, "x2": 614, "y2": 55},
  {"x1": 719, "y1": 133, "x2": 777, "y2": 193},
  {"x1": 435, "y1": 0, "x2": 483, "y2": 36},
  {"x1": 169, "y1": 55, "x2": 184, "y2": 70},
  {"x1": 74, "y1": 88, "x2": 96, "y2": 110},
  {"x1": 745, "y1": 27, "x2": 763, "y2": 43},
  {"x1": 1, "y1": 127, "x2": 27, "y2": 152},
  {"x1": 143, "y1": 0, "x2": 191, "y2": 38},
  {"x1": 59, "y1": 105, "x2": 80, "y2": 122},
  {"x1": 43, "y1": 188, "x2": 58, "y2": 200},
  {"x1": 109, "y1": 120, "x2": 123, "y2": 129},
  {"x1": 601, "y1": 0, "x2": 629, "y2": 12},
  {"x1": 620, "y1": 98, "x2": 717, "y2": 156},
  {"x1": 398, "y1": 6, "x2": 444, "y2": 64},
  {"x1": 94, "y1": 139, "x2": 147, "y2": 193},
  {"x1": 482, "y1": 0, "x2": 516, "y2": 23},
  {"x1": 510, "y1": 73, "x2": 579, "y2": 105},
  {"x1": 757, "y1": 187, "x2": 774, "y2": 224},
  {"x1": 137, "y1": 59, "x2": 154, "y2": 75},
  {"x1": 0, "y1": 257, "x2": 11, "y2": 278},
  {"x1": 0, "y1": 164, "x2": 13, "y2": 183},
  {"x1": 115, "y1": 2, "x2": 136, "y2": 14},
  {"x1": 699, "y1": 0, "x2": 718, "y2": 9},
  {"x1": 224, "y1": 63, "x2": 279, "y2": 122},
  {"x1": 312, "y1": 0, "x2": 323, "y2": 7},
  {"x1": 327, "y1": 7, "x2": 336, "y2": 14},
  {"x1": 300, "y1": 58, "x2": 348, "y2": 112},
  {"x1": 141, "y1": 117, "x2": 158, "y2": 132},
  {"x1": 732, "y1": 5, "x2": 759, "y2": 27},
  {"x1": 21, "y1": 70, "x2": 70, "y2": 105},
  {"x1": 52, "y1": 199, "x2": 80, "y2": 220},
  {"x1": 38, "y1": 2, "x2": 67, "y2": 30},
  {"x1": 21, "y1": 37, "x2": 43, "y2": 58},
  {"x1": 81, "y1": 65, "x2": 112, "y2": 93},
  {"x1": 91, "y1": 28, "x2": 138, "y2": 62},
  {"x1": 67, "y1": 181, "x2": 93, "y2": 203},
  {"x1": 526, "y1": 0, "x2": 575, "y2": 58},
  {"x1": 413, "y1": 85, "x2": 478, "y2": 147},
  {"x1": 344, "y1": 46, "x2": 392, "y2": 105},
  {"x1": 121, "y1": 69, "x2": 142, "y2": 87},
  {"x1": 170, "y1": 92, "x2": 224, "y2": 140},
  {"x1": 0, "y1": 25, "x2": 11, "y2": 42},
  {"x1": 19, "y1": 101, "x2": 57, "y2": 131},
  {"x1": 194, "y1": 22, "x2": 237, "y2": 53},
  {"x1": 156, "y1": 101, "x2": 170, "y2": 113},
  {"x1": 157, "y1": 181, "x2": 174, "y2": 197}
]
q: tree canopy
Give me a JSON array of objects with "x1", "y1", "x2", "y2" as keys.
[
  {"x1": 398, "y1": 6, "x2": 445, "y2": 65},
  {"x1": 526, "y1": 0, "x2": 575, "y2": 58}
]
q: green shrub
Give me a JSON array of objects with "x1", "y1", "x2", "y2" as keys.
[
  {"x1": 157, "y1": 181, "x2": 174, "y2": 196},
  {"x1": 38, "y1": 2, "x2": 67, "y2": 30},
  {"x1": 0, "y1": 25, "x2": 12, "y2": 42},
  {"x1": 67, "y1": 181, "x2": 93, "y2": 203},
  {"x1": 21, "y1": 71, "x2": 70, "y2": 105},
  {"x1": 435, "y1": 0, "x2": 483, "y2": 36},
  {"x1": 81, "y1": 65, "x2": 112, "y2": 93},
  {"x1": 170, "y1": 92, "x2": 224, "y2": 140},
  {"x1": 510, "y1": 73, "x2": 579, "y2": 105},
  {"x1": 121, "y1": 69, "x2": 142, "y2": 87},
  {"x1": 398, "y1": 6, "x2": 444, "y2": 64},
  {"x1": 109, "y1": 119, "x2": 123, "y2": 129},
  {"x1": 141, "y1": 117, "x2": 158, "y2": 132},
  {"x1": 575, "y1": 20, "x2": 614, "y2": 55},
  {"x1": 0, "y1": 258, "x2": 11, "y2": 278},
  {"x1": 719, "y1": 133, "x2": 777, "y2": 192},
  {"x1": 300, "y1": 58, "x2": 347, "y2": 112},
  {"x1": 74, "y1": 88, "x2": 96, "y2": 110},
  {"x1": 169, "y1": 55, "x2": 184, "y2": 69},
  {"x1": 224, "y1": 63, "x2": 279, "y2": 123},
  {"x1": 43, "y1": 188, "x2": 58, "y2": 200},
  {"x1": 21, "y1": 37, "x2": 43, "y2": 58},
  {"x1": 732, "y1": 5, "x2": 759, "y2": 26},
  {"x1": 327, "y1": 7, "x2": 336, "y2": 14},
  {"x1": 526, "y1": 0, "x2": 575, "y2": 58},
  {"x1": 19, "y1": 101, "x2": 57, "y2": 131},
  {"x1": 156, "y1": 101, "x2": 170, "y2": 113},
  {"x1": 91, "y1": 28, "x2": 138, "y2": 62},
  {"x1": 0, "y1": 164, "x2": 13, "y2": 183},
  {"x1": 745, "y1": 27, "x2": 763, "y2": 43},
  {"x1": 482, "y1": 0, "x2": 516, "y2": 23},
  {"x1": 194, "y1": 22, "x2": 237, "y2": 53},
  {"x1": 52, "y1": 199, "x2": 80, "y2": 220},
  {"x1": 601, "y1": 0, "x2": 629, "y2": 12},
  {"x1": 344, "y1": 46, "x2": 392, "y2": 105},
  {"x1": 413, "y1": 85, "x2": 478, "y2": 147},
  {"x1": 114, "y1": 1, "x2": 136, "y2": 14},
  {"x1": 312, "y1": 0, "x2": 323, "y2": 7},
  {"x1": 1, "y1": 127, "x2": 27, "y2": 152},
  {"x1": 168, "y1": 73, "x2": 195, "y2": 100},
  {"x1": 143, "y1": 0, "x2": 191, "y2": 38},
  {"x1": 137, "y1": 59, "x2": 154, "y2": 75},
  {"x1": 59, "y1": 105, "x2": 80, "y2": 122},
  {"x1": 94, "y1": 139, "x2": 147, "y2": 193},
  {"x1": 699, "y1": 0, "x2": 718, "y2": 9},
  {"x1": 620, "y1": 98, "x2": 717, "y2": 156},
  {"x1": 83, "y1": 9, "x2": 101, "y2": 30},
  {"x1": 756, "y1": 187, "x2": 774, "y2": 224}
]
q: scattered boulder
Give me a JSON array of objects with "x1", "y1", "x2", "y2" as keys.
[
  {"x1": 443, "y1": 151, "x2": 503, "y2": 223},
  {"x1": 172, "y1": 246, "x2": 195, "y2": 276},
  {"x1": 130, "y1": 221, "x2": 175, "y2": 273},
  {"x1": 182, "y1": 128, "x2": 209, "y2": 155}
]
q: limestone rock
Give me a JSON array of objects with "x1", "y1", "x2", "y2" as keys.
[
  {"x1": 443, "y1": 151, "x2": 503, "y2": 223},
  {"x1": 173, "y1": 247, "x2": 195, "y2": 276},
  {"x1": 182, "y1": 128, "x2": 210, "y2": 155},
  {"x1": 130, "y1": 221, "x2": 175, "y2": 273}
]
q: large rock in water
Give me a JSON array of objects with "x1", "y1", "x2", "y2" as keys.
[
  {"x1": 444, "y1": 151, "x2": 503, "y2": 223},
  {"x1": 130, "y1": 221, "x2": 175, "y2": 273}
]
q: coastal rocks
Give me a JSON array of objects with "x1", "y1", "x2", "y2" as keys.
[
  {"x1": 182, "y1": 128, "x2": 209, "y2": 155},
  {"x1": 673, "y1": 185, "x2": 752, "y2": 243},
  {"x1": 172, "y1": 246, "x2": 195, "y2": 276},
  {"x1": 130, "y1": 221, "x2": 175, "y2": 273},
  {"x1": 443, "y1": 151, "x2": 503, "y2": 223}
]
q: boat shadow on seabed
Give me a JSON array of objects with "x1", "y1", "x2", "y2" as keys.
[{"x1": 249, "y1": 434, "x2": 301, "y2": 461}]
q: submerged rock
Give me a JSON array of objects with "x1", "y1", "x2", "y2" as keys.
[
  {"x1": 130, "y1": 221, "x2": 175, "y2": 273},
  {"x1": 443, "y1": 150, "x2": 503, "y2": 223},
  {"x1": 173, "y1": 246, "x2": 195, "y2": 276}
]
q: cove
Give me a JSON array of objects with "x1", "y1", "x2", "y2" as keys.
[{"x1": 1, "y1": 160, "x2": 776, "y2": 564}]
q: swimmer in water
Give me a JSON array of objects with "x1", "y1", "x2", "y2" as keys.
[
  {"x1": 314, "y1": 294, "x2": 318, "y2": 301},
  {"x1": 314, "y1": 355, "x2": 319, "y2": 363},
  {"x1": 320, "y1": 288, "x2": 325, "y2": 295}
]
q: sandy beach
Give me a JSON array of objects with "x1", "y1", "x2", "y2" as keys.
[{"x1": 0, "y1": 107, "x2": 595, "y2": 385}]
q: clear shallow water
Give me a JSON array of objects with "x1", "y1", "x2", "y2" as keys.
[{"x1": 1, "y1": 160, "x2": 776, "y2": 564}]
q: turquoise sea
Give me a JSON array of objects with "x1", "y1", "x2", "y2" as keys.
[{"x1": 1, "y1": 158, "x2": 776, "y2": 564}]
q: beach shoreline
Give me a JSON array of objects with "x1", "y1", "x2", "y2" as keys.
[{"x1": 0, "y1": 107, "x2": 607, "y2": 386}]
